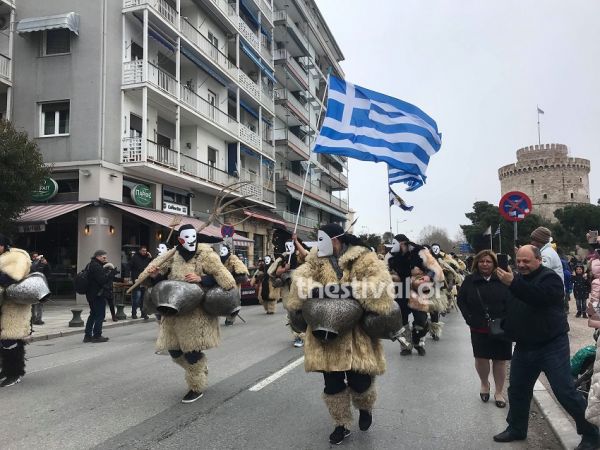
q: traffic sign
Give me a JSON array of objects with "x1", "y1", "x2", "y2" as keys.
[
  {"x1": 499, "y1": 191, "x2": 532, "y2": 222},
  {"x1": 221, "y1": 224, "x2": 235, "y2": 238}
]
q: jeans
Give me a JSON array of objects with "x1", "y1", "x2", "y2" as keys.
[
  {"x1": 507, "y1": 333, "x2": 598, "y2": 438},
  {"x1": 576, "y1": 296, "x2": 586, "y2": 314},
  {"x1": 31, "y1": 303, "x2": 43, "y2": 323},
  {"x1": 131, "y1": 287, "x2": 145, "y2": 315},
  {"x1": 323, "y1": 370, "x2": 372, "y2": 395},
  {"x1": 85, "y1": 294, "x2": 107, "y2": 337}
]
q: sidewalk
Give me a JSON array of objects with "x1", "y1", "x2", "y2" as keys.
[{"x1": 28, "y1": 300, "x2": 156, "y2": 342}]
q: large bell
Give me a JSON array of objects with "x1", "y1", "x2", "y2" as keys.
[
  {"x1": 361, "y1": 302, "x2": 403, "y2": 340},
  {"x1": 150, "y1": 280, "x2": 205, "y2": 316},
  {"x1": 142, "y1": 286, "x2": 157, "y2": 315},
  {"x1": 5, "y1": 272, "x2": 51, "y2": 305},
  {"x1": 288, "y1": 309, "x2": 307, "y2": 333},
  {"x1": 303, "y1": 298, "x2": 363, "y2": 342},
  {"x1": 202, "y1": 286, "x2": 241, "y2": 317}
]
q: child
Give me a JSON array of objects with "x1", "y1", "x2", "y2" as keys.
[{"x1": 573, "y1": 264, "x2": 591, "y2": 318}]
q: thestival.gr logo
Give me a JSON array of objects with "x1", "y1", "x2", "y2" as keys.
[
  {"x1": 31, "y1": 177, "x2": 58, "y2": 202},
  {"x1": 131, "y1": 184, "x2": 153, "y2": 207}
]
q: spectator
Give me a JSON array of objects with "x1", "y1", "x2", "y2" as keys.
[
  {"x1": 493, "y1": 245, "x2": 599, "y2": 450},
  {"x1": 558, "y1": 248, "x2": 573, "y2": 313},
  {"x1": 98, "y1": 263, "x2": 120, "y2": 323},
  {"x1": 129, "y1": 246, "x2": 152, "y2": 319},
  {"x1": 530, "y1": 226, "x2": 564, "y2": 285},
  {"x1": 573, "y1": 265, "x2": 591, "y2": 318},
  {"x1": 457, "y1": 250, "x2": 512, "y2": 408},
  {"x1": 30, "y1": 251, "x2": 50, "y2": 325},
  {"x1": 83, "y1": 250, "x2": 112, "y2": 343}
]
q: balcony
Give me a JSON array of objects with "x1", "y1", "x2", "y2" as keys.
[
  {"x1": 260, "y1": 83, "x2": 274, "y2": 113},
  {"x1": 324, "y1": 163, "x2": 349, "y2": 188},
  {"x1": 181, "y1": 19, "x2": 237, "y2": 80},
  {"x1": 274, "y1": 128, "x2": 309, "y2": 161},
  {"x1": 239, "y1": 123, "x2": 262, "y2": 151},
  {"x1": 122, "y1": 60, "x2": 178, "y2": 98},
  {"x1": 180, "y1": 85, "x2": 239, "y2": 137},
  {"x1": 180, "y1": 155, "x2": 236, "y2": 186},
  {"x1": 238, "y1": 69, "x2": 261, "y2": 102},
  {"x1": 258, "y1": 0, "x2": 273, "y2": 25},
  {"x1": 123, "y1": 0, "x2": 178, "y2": 29},
  {"x1": 0, "y1": 54, "x2": 10, "y2": 84},
  {"x1": 274, "y1": 49, "x2": 308, "y2": 90},
  {"x1": 273, "y1": 10, "x2": 309, "y2": 55},
  {"x1": 275, "y1": 88, "x2": 309, "y2": 124},
  {"x1": 1, "y1": 0, "x2": 15, "y2": 8},
  {"x1": 277, "y1": 210, "x2": 319, "y2": 229},
  {"x1": 238, "y1": 17, "x2": 260, "y2": 53},
  {"x1": 276, "y1": 169, "x2": 349, "y2": 211},
  {"x1": 239, "y1": 168, "x2": 275, "y2": 204}
]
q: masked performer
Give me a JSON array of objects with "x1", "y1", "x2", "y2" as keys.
[
  {"x1": 286, "y1": 224, "x2": 394, "y2": 444},
  {"x1": 220, "y1": 244, "x2": 249, "y2": 326}
]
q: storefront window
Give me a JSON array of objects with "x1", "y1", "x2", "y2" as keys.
[{"x1": 253, "y1": 234, "x2": 264, "y2": 264}]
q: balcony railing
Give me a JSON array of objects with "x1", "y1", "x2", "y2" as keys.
[
  {"x1": 238, "y1": 17, "x2": 260, "y2": 52},
  {"x1": 274, "y1": 128, "x2": 309, "y2": 156},
  {"x1": 273, "y1": 10, "x2": 308, "y2": 53},
  {"x1": 275, "y1": 89, "x2": 309, "y2": 123},
  {"x1": 181, "y1": 19, "x2": 237, "y2": 79},
  {"x1": 274, "y1": 49, "x2": 308, "y2": 90},
  {"x1": 239, "y1": 169, "x2": 273, "y2": 203},
  {"x1": 238, "y1": 69, "x2": 261, "y2": 102},
  {"x1": 180, "y1": 85, "x2": 238, "y2": 136},
  {"x1": 122, "y1": 60, "x2": 177, "y2": 97},
  {"x1": 123, "y1": 0, "x2": 177, "y2": 28},
  {"x1": 147, "y1": 140, "x2": 178, "y2": 168},
  {"x1": 259, "y1": 0, "x2": 273, "y2": 24},
  {"x1": 262, "y1": 140, "x2": 274, "y2": 159},
  {"x1": 210, "y1": 0, "x2": 237, "y2": 22},
  {"x1": 325, "y1": 163, "x2": 349, "y2": 187},
  {"x1": 278, "y1": 210, "x2": 319, "y2": 229},
  {"x1": 276, "y1": 169, "x2": 349, "y2": 211},
  {"x1": 122, "y1": 137, "x2": 143, "y2": 162},
  {"x1": 239, "y1": 123, "x2": 262, "y2": 150},
  {"x1": 260, "y1": 83, "x2": 274, "y2": 112},
  {"x1": 180, "y1": 154, "x2": 235, "y2": 186},
  {"x1": 0, "y1": 54, "x2": 10, "y2": 82}
]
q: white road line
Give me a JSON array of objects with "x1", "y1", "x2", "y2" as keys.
[{"x1": 249, "y1": 356, "x2": 304, "y2": 392}]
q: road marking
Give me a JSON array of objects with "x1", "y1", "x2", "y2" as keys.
[{"x1": 248, "y1": 356, "x2": 304, "y2": 392}]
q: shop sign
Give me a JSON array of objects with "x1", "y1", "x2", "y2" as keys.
[
  {"x1": 31, "y1": 177, "x2": 58, "y2": 202},
  {"x1": 163, "y1": 201, "x2": 188, "y2": 216},
  {"x1": 86, "y1": 217, "x2": 98, "y2": 225},
  {"x1": 131, "y1": 184, "x2": 153, "y2": 207},
  {"x1": 17, "y1": 224, "x2": 46, "y2": 233}
]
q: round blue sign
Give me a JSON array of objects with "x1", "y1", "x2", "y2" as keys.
[{"x1": 499, "y1": 191, "x2": 533, "y2": 222}]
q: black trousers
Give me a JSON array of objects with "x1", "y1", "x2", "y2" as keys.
[
  {"x1": 323, "y1": 370, "x2": 372, "y2": 395},
  {"x1": 396, "y1": 298, "x2": 428, "y2": 344}
]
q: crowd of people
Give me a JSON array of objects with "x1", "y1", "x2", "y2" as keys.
[{"x1": 3, "y1": 222, "x2": 600, "y2": 449}]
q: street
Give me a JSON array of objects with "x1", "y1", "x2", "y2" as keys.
[{"x1": 1, "y1": 306, "x2": 558, "y2": 450}]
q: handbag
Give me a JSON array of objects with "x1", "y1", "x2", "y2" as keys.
[{"x1": 475, "y1": 288, "x2": 506, "y2": 339}]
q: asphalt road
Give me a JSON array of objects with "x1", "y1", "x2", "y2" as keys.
[{"x1": 0, "y1": 306, "x2": 559, "y2": 450}]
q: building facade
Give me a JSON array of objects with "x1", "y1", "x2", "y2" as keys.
[
  {"x1": 498, "y1": 143, "x2": 591, "y2": 221},
  {"x1": 7, "y1": 0, "x2": 346, "y2": 297},
  {"x1": 0, "y1": 0, "x2": 14, "y2": 119}
]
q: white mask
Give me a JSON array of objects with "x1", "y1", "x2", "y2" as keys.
[
  {"x1": 264, "y1": 256, "x2": 272, "y2": 265},
  {"x1": 390, "y1": 239, "x2": 401, "y2": 254},
  {"x1": 178, "y1": 228, "x2": 197, "y2": 252},
  {"x1": 220, "y1": 246, "x2": 229, "y2": 258},
  {"x1": 431, "y1": 244, "x2": 441, "y2": 256},
  {"x1": 285, "y1": 241, "x2": 294, "y2": 253},
  {"x1": 317, "y1": 230, "x2": 334, "y2": 258},
  {"x1": 156, "y1": 243, "x2": 168, "y2": 256}
]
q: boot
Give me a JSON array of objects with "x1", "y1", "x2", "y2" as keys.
[
  {"x1": 0, "y1": 341, "x2": 26, "y2": 386},
  {"x1": 350, "y1": 384, "x2": 376, "y2": 431},
  {"x1": 323, "y1": 389, "x2": 353, "y2": 430}
]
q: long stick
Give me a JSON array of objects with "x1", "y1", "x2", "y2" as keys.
[
  {"x1": 387, "y1": 170, "x2": 392, "y2": 233},
  {"x1": 287, "y1": 73, "x2": 330, "y2": 265}
]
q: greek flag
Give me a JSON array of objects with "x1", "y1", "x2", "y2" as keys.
[
  {"x1": 314, "y1": 75, "x2": 442, "y2": 189},
  {"x1": 388, "y1": 165, "x2": 424, "y2": 192},
  {"x1": 389, "y1": 188, "x2": 414, "y2": 211}
]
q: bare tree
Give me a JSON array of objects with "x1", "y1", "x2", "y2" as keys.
[{"x1": 418, "y1": 226, "x2": 457, "y2": 252}]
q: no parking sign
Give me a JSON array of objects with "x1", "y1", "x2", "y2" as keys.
[{"x1": 499, "y1": 191, "x2": 532, "y2": 222}]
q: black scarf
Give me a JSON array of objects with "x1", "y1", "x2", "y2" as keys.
[{"x1": 177, "y1": 245, "x2": 196, "y2": 262}]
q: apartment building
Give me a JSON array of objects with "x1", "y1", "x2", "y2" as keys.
[
  {"x1": 8, "y1": 0, "x2": 346, "y2": 296},
  {"x1": 0, "y1": 0, "x2": 14, "y2": 119}
]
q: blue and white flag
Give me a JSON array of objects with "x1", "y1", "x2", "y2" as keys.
[
  {"x1": 389, "y1": 188, "x2": 414, "y2": 211},
  {"x1": 494, "y1": 225, "x2": 501, "y2": 237},
  {"x1": 314, "y1": 75, "x2": 442, "y2": 189},
  {"x1": 388, "y1": 165, "x2": 424, "y2": 192}
]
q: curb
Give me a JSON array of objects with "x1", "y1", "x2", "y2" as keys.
[
  {"x1": 533, "y1": 380, "x2": 579, "y2": 450},
  {"x1": 27, "y1": 316, "x2": 157, "y2": 343}
]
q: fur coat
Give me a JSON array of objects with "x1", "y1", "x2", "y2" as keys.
[
  {"x1": 156, "y1": 244, "x2": 236, "y2": 353},
  {"x1": 223, "y1": 254, "x2": 249, "y2": 287},
  {"x1": 0, "y1": 248, "x2": 33, "y2": 340},
  {"x1": 286, "y1": 246, "x2": 394, "y2": 375}
]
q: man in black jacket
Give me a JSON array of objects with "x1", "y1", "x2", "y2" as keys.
[
  {"x1": 129, "y1": 246, "x2": 152, "y2": 319},
  {"x1": 83, "y1": 250, "x2": 112, "y2": 343},
  {"x1": 493, "y1": 245, "x2": 599, "y2": 450}
]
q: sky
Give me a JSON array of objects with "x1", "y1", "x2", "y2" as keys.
[{"x1": 317, "y1": 0, "x2": 600, "y2": 241}]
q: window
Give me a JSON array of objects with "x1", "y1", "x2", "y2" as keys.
[
  {"x1": 131, "y1": 42, "x2": 143, "y2": 60},
  {"x1": 40, "y1": 102, "x2": 70, "y2": 136},
  {"x1": 207, "y1": 31, "x2": 219, "y2": 61},
  {"x1": 570, "y1": 193, "x2": 574, "y2": 199},
  {"x1": 543, "y1": 194, "x2": 548, "y2": 200},
  {"x1": 42, "y1": 29, "x2": 71, "y2": 56},
  {"x1": 207, "y1": 90, "x2": 217, "y2": 120},
  {"x1": 530, "y1": 179, "x2": 534, "y2": 184},
  {"x1": 129, "y1": 114, "x2": 142, "y2": 138}
]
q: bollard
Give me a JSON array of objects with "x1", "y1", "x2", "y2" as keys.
[
  {"x1": 116, "y1": 304, "x2": 127, "y2": 320},
  {"x1": 69, "y1": 309, "x2": 84, "y2": 327}
]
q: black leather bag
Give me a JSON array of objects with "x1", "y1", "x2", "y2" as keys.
[{"x1": 476, "y1": 288, "x2": 507, "y2": 340}]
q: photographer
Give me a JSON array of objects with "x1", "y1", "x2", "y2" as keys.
[
  {"x1": 493, "y1": 245, "x2": 599, "y2": 450},
  {"x1": 83, "y1": 250, "x2": 115, "y2": 343}
]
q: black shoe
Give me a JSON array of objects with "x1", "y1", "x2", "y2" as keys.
[
  {"x1": 583, "y1": 313, "x2": 589, "y2": 319},
  {"x1": 224, "y1": 319, "x2": 234, "y2": 326},
  {"x1": 83, "y1": 335, "x2": 93, "y2": 343},
  {"x1": 358, "y1": 410, "x2": 372, "y2": 431},
  {"x1": 141, "y1": 314, "x2": 149, "y2": 320},
  {"x1": 33, "y1": 320, "x2": 45, "y2": 325},
  {"x1": 181, "y1": 390, "x2": 204, "y2": 403},
  {"x1": 92, "y1": 336, "x2": 109, "y2": 343},
  {"x1": 575, "y1": 436, "x2": 600, "y2": 450},
  {"x1": 0, "y1": 371, "x2": 6, "y2": 381},
  {"x1": 131, "y1": 314, "x2": 138, "y2": 319},
  {"x1": 415, "y1": 346, "x2": 426, "y2": 356},
  {"x1": 0, "y1": 376, "x2": 22, "y2": 388},
  {"x1": 576, "y1": 312, "x2": 582, "y2": 318},
  {"x1": 329, "y1": 426, "x2": 351, "y2": 445},
  {"x1": 400, "y1": 348, "x2": 412, "y2": 356},
  {"x1": 432, "y1": 334, "x2": 440, "y2": 341},
  {"x1": 493, "y1": 430, "x2": 526, "y2": 443}
]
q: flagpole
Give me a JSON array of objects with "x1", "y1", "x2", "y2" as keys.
[
  {"x1": 288, "y1": 73, "x2": 330, "y2": 264},
  {"x1": 498, "y1": 226, "x2": 502, "y2": 254},
  {"x1": 537, "y1": 105, "x2": 541, "y2": 146},
  {"x1": 490, "y1": 231, "x2": 493, "y2": 251},
  {"x1": 387, "y1": 170, "x2": 392, "y2": 233}
]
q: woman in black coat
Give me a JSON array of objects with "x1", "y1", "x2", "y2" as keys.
[{"x1": 458, "y1": 250, "x2": 512, "y2": 408}]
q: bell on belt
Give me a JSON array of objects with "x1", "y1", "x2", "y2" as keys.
[
  {"x1": 271, "y1": 277, "x2": 284, "y2": 288},
  {"x1": 5, "y1": 272, "x2": 51, "y2": 305},
  {"x1": 361, "y1": 302, "x2": 403, "y2": 340},
  {"x1": 288, "y1": 309, "x2": 307, "y2": 333},
  {"x1": 202, "y1": 286, "x2": 241, "y2": 317},
  {"x1": 303, "y1": 298, "x2": 363, "y2": 342},
  {"x1": 150, "y1": 281, "x2": 205, "y2": 316}
]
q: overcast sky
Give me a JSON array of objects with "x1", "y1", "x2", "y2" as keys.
[{"x1": 318, "y1": 0, "x2": 600, "y2": 241}]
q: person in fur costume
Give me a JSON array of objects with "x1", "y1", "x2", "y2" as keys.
[
  {"x1": 220, "y1": 244, "x2": 249, "y2": 326},
  {"x1": 147, "y1": 224, "x2": 236, "y2": 403},
  {"x1": 387, "y1": 235, "x2": 443, "y2": 356},
  {"x1": 0, "y1": 233, "x2": 32, "y2": 387},
  {"x1": 260, "y1": 255, "x2": 280, "y2": 314},
  {"x1": 427, "y1": 243, "x2": 454, "y2": 340},
  {"x1": 286, "y1": 223, "x2": 394, "y2": 445}
]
